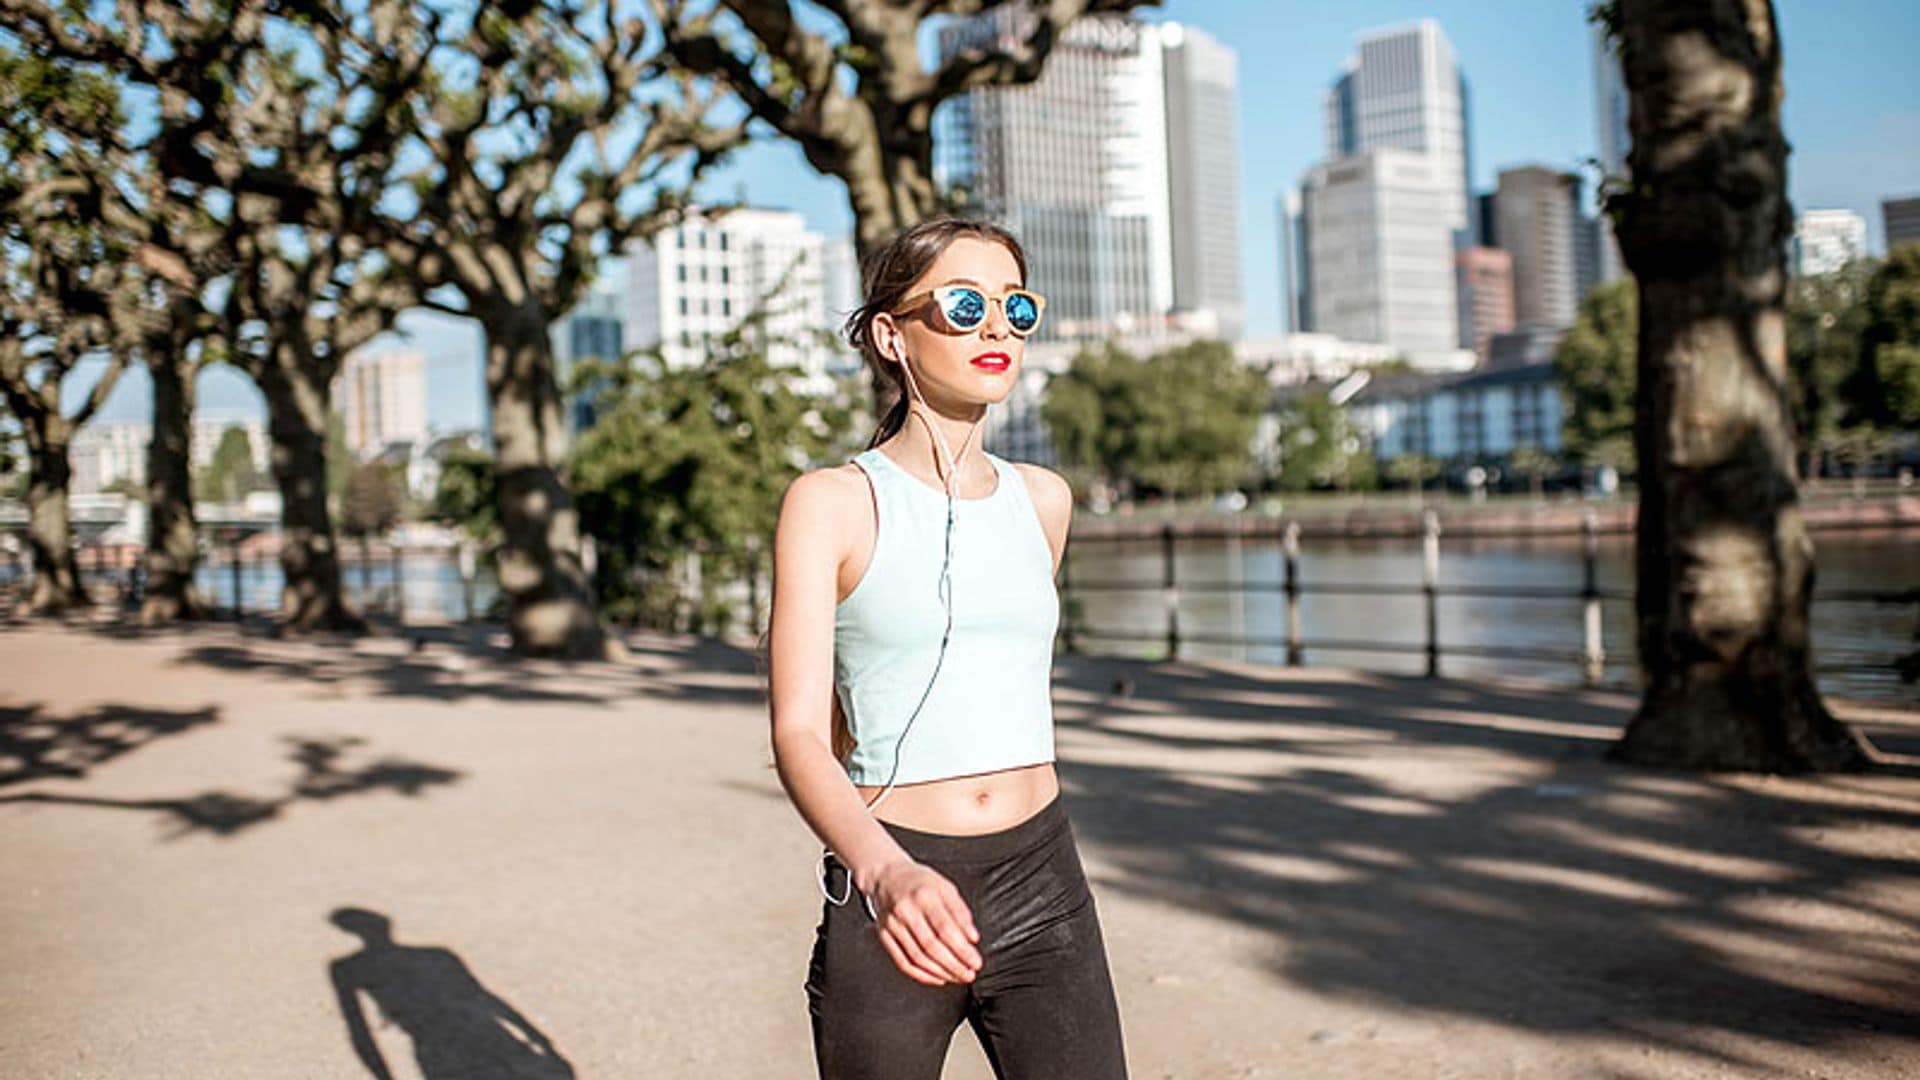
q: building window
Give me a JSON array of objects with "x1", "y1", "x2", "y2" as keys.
[
  {"x1": 721, "y1": 299, "x2": 731, "y2": 317},
  {"x1": 720, "y1": 266, "x2": 730, "y2": 284},
  {"x1": 697, "y1": 231, "x2": 707, "y2": 249},
  {"x1": 676, "y1": 228, "x2": 686, "y2": 248},
  {"x1": 677, "y1": 265, "x2": 686, "y2": 283},
  {"x1": 699, "y1": 266, "x2": 708, "y2": 283},
  {"x1": 718, "y1": 233, "x2": 729, "y2": 252},
  {"x1": 678, "y1": 297, "x2": 688, "y2": 316}
]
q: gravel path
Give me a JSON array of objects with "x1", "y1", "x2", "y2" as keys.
[{"x1": 2, "y1": 617, "x2": 1916, "y2": 1079}]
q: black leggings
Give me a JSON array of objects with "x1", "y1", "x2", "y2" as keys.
[{"x1": 803, "y1": 794, "x2": 1129, "y2": 1079}]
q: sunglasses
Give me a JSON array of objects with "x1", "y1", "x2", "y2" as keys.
[{"x1": 892, "y1": 284, "x2": 1047, "y2": 337}]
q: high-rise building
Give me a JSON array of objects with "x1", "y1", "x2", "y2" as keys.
[
  {"x1": 1162, "y1": 23, "x2": 1243, "y2": 339},
  {"x1": 1322, "y1": 20, "x2": 1471, "y2": 235},
  {"x1": 1792, "y1": 209, "x2": 1869, "y2": 277},
  {"x1": 1302, "y1": 149, "x2": 1470, "y2": 371},
  {"x1": 553, "y1": 271, "x2": 625, "y2": 433},
  {"x1": 1277, "y1": 191, "x2": 1309, "y2": 334},
  {"x1": 625, "y1": 207, "x2": 833, "y2": 388},
  {"x1": 821, "y1": 235, "x2": 862, "y2": 371},
  {"x1": 1592, "y1": 23, "x2": 1630, "y2": 283},
  {"x1": 937, "y1": 13, "x2": 1241, "y2": 342},
  {"x1": 1455, "y1": 247, "x2": 1515, "y2": 360},
  {"x1": 1881, "y1": 196, "x2": 1920, "y2": 251},
  {"x1": 1495, "y1": 166, "x2": 1581, "y2": 330},
  {"x1": 339, "y1": 348, "x2": 428, "y2": 460}
]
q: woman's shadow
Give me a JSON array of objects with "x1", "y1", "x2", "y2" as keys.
[{"x1": 328, "y1": 907, "x2": 574, "y2": 1079}]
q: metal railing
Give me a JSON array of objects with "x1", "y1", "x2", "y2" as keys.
[{"x1": 1055, "y1": 510, "x2": 1920, "y2": 688}]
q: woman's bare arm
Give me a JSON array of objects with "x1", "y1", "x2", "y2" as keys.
[{"x1": 766, "y1": 468, "x2": 982, "y2": 985}]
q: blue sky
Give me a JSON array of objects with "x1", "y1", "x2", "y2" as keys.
[{"x1": 89, "y1": 0, "x2": 1920, "y2": 432}]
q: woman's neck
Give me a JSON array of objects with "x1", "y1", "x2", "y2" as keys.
[{"x1": 886, "y1": 403, "x2": 990, "y2": 493}]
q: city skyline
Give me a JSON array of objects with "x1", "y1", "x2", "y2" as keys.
[{"x1": 76, "y1": 0, "x2": 1920, "y2": 433}]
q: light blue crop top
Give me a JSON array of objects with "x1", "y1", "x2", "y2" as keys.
[{"x1": 833, "y1": 447, "x2": 1060, "y2": 786}]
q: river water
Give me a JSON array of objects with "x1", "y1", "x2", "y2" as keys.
[{"x1": 1062, "y1": 528, "x2": 1920, "y2": 706}]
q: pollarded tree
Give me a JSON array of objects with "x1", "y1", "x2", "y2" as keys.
[
  {"x1": 1608, "y1": 0, "x2": 1867, "y2": 770},
  {"x1": 0, "y1": 50, "x2": 132, "y2": 613},
  {"x1": 2, "y1": 1, "x2": 429, "y2": 632},
  {"x1": 652, "y1": 0, "x2": 1162, "y2": 259},
  {"x1": 369, "y1": 3, "x2": 746, "y2": 658}
]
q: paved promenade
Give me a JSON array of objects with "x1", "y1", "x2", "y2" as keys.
[{"x1": 2, "y1": 617, "x2": 1917, "y2": 1078}]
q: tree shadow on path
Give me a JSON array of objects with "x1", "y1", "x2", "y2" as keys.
[
  {"x1": 0, "y1": 735, "x2": 459, "y2": 838},
  {"x1": 1048, "y1": 654, "x2": 1920, "y2": 1073},
  {"x1": 1, "y1": 702, "x2": 219, "y2": 787},
  {"x1": 329, "y1": 907, "x2": 574, "y2": 1080}
]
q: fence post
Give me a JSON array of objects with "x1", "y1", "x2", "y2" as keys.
[
  {"x1": 228, "y1": 532, "x2": 244, "y2": 619},
  {"x1": 390, "y1": 541, "x2": 405, "y2": 624},
  {"x1": 1283, "y1": 520, "x2": 1303, "y2": 666},
  {"x1": 1422, "y1": 509, "x2": 1440, "y2": 678},
  {"x1": 1582, "y1": 508, "x2": 1605, "y2": 687},
  {"x1": 1161, "y1": 522, "x2": 1180, "y2": 661},
  {"x1": 458, "y1": 541, "x2": 476, "y2": 623}
]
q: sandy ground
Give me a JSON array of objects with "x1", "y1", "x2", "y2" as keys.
[{"x1": 1, "y1": 615, "x2": 1916, "y2": 1080}]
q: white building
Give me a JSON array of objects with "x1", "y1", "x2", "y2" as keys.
[
  {"x1": 70, "y1": 416, "x2": 270, "y2": 495},
  {"x1": 338, "y1": 347, "x2": 428, "y2": 460},
  {"x1": 1235, "y1": 333, "x2": 1404, "y2": 386},
  {"x1": 1792, "y1": 209, "x2": 1869, "y2": 276},
  {"x1": 625, "y1": 207, "x2": 835, "y2": 390},
  {"x1": 1301, "y1": 149, "x2": 1474, "y2": 371},
  {"x1": 1323, "y1": 20, "x2": 1472, "y2": 236},
  {"x1": 936, "y1": 14, "x2": 1242, "y2": 343}
]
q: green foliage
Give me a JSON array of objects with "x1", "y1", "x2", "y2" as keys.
[
  {"x1": 1786, "y1": 258, "x2": 1876, "y2": 460},
  {"x1": 431, "y1": 445, "x2": 499, "y2": 545},
  {"x1": 340, "y1": 462, "x2": 401, "y2": 538},
  {"x1": 194, "y1": 425, "x2": 259, "y2": 504},
  {"x1": 1274, "y1": 389, "x2": 1377, "y2": 492},
  {"x1": 1385, "y1": 454, "x2": 1443, "y2": 490},
  {"x1": 1857, "y1": 244, "x2": 1920, "y2": 430},
  {"x1": 1555, "y1": 279, "x2": 1638, "y2": 471},
  {"x1": 1040, "y1": 339, "x2": 1266, "y2": 500},
  {"x1": 566, "y1": 335, "x2": 859, "y2": 634}
]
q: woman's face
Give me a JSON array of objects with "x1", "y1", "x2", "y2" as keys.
[{"x1": 876, "y1": 236, "x2": 1028, "y2": 409}]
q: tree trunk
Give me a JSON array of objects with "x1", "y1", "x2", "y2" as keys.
[
  {"x1": 1612, "y1": 0, "x2": 1866, "y2": 771},
  {"x1": 485, "y1": 313, "x2": 614, "y2": 658},
  {"x1": 24, "y1": 436, "x2": 87, "y2": 613},
  {"x1": 141, "y1": 354, "x2": 206, "y2": 623},
  {"x1": 257, "y1": 343, "x2": 364, "y2": 633}
]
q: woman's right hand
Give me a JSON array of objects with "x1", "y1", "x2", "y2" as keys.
[{"x1": 860, "y1": 859, "x2": 982, "y2": 986}]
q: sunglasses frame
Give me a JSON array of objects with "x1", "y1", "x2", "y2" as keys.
[{"x1": 891, "y1": 283, "x2": 1047, "y2": 338}]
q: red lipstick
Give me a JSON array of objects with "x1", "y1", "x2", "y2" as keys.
[{"x1": 971, "y1": 351, "x2": 1012, "y2": 371}]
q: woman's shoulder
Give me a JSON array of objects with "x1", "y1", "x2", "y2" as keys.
[{"x1": 1008, "y1": 462, "x2": 1072, "y2": 533}]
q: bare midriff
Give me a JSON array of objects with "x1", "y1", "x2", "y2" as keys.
[{"x1": 855, "y1": 761, "x2": 1060, "y2": 836}]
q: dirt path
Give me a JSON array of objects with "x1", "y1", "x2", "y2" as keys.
[{"x1": 2, "y1": 618, "x2": 1916, "y2": 1078}]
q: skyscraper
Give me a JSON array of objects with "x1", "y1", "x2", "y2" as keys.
[
  {"x1": 1162, "y1": 23, "x2": 1244, "y2": 339},
  {"x1": 1592, "y1": 23, "x2": 1630, "y2": 283},
  {"x1": 1792, "y1": 209, "x2": 1869, "y2": 276},
  {"x1": 1455, "y1": 246, "x2": 1515, "y2": 360},
  {"x1": 339, "y1": 348, "x2": 428, "y2": 459},
  {"x1": 936, "y1": 13, "x2": 1242, "y2": 341},
  {"x1": 1495, "y1": 165, "x2": 1581, "y2": 329},
  {"x1": 1302, "y1": 149, "x2": 1467, "y2": 369},
  {"x1": 1882, "y1": 196, "x2": 1920, "y2": 250},
  {"x1": 1321, "y1": 20, "x2": 1471, "y2": 235}
]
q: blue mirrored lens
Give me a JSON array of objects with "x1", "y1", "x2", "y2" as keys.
[
  {"x1": 1005, "y1": 292, "x2": 1039, "y2": 331},
  {"x1": 940, "y1": 288, "x2": 987, "y2": 328}
]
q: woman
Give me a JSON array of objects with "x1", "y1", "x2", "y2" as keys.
[{"x1": 765, "y1": 218, "x2": 1129, "y2": 1079}]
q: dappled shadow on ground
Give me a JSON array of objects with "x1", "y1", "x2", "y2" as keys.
[
  {"x1": 0, "y1": 734, "x2": 459, "y2": 838},
  {"x1": 328, "y1": 907, "x2": 574, "y2": 1080},
  {"x1": 1049, "y1": 655, "x2": 1920, "y2": 1071},
  {"x1": 1, "y1": 702, "x2": 219, "y2": 787},
  {"x1": 80, "y1": 618, "x2": 772, "y2": 710}
]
